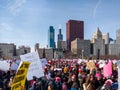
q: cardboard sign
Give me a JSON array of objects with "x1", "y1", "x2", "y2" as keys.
[
  {"x1": 86, "y1": 61, "x2": 96, "y2": 69},
  {"x1": 11, "y1": 61, "x2": 30, "y2": 90},
  {"x1": 20, "y1": 52, "x2": 44, "y2": 80}
]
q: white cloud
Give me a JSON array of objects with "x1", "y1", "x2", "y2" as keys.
[{"x1": 8, "y1": 0, "x2": 27, "y2": 15}]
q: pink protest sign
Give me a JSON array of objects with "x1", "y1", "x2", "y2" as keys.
[{"x1": 103, "y1": 61, "x2": 112, "y2": 77}]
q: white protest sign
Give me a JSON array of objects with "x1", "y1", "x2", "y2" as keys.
[
  {"x1": 0, "y1": 60, "x2": 10, "y2": 71},
  {"x1": 77, "y1": 59, "x2": 82, "y2": 64},
  {"x1": 40, "y1": 58, "x2": 48, "y2": 69},
  {"x1": 98, "y1": 60, "x2": 105, "y2": 68},
  {"x1": 11, "y1": 60, "x2": 21, "y2": 70},
  {"x1": 20, "y1": 52, "x2": 44, "y2": 80},
  {"x1": 112, "y1": 59, "x2": 117, "y2": 64},
  {"x1": 118, "y1": 67, "x2": 120, "y2": 90},
  {"x1": 117, "y1": 60, "x2": 120, "y2": 68}
]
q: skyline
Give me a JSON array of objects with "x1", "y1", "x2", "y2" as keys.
[{"x1": 0, "y1": 0, "x2": 120, "y2": 48}]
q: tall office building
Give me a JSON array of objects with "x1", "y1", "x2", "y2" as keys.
[
  {"x1": 58, "y1": 28, "x2": 63, "y2": 41},
  {"x1": 102, "y1": 32, "x2": 109, "y2": 44},
  {"x1": 66, "y1": 20, "x2": 84, "y2": 50},
  {"x1": 48, "y1": 26, "x2": 55, "y2": 48},
  {"x1": 57, "y1": 28, "x2": 63, "y2": 49},
  {"x1": 91, "y1": 28, "x2": 105, "y2": 58}
]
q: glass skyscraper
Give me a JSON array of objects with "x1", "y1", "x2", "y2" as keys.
[
  {"x1": 48, "y1": 26, "x2": 55, "y2": 48},
  {"x1": 58, "y1": 28, "x2": 63, "y2": 41},
  {"x1": 57, "y1": 28, "x2": 63, "y2": 49}
]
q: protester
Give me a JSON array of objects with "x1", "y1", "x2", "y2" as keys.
[
  {"x1": 0, "y1": 58, "x2": 119, "y2": 90},
  {"x1": 84, "y1": 73, "x2": 96, "y2": 90},
  {"x1": 95, "y1": 72, "x2": 105, "y2": 90},
  {"x1": 62, "y1": 76, "x2": 69, "y2": 90}
]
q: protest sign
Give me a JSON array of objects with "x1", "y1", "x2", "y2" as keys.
[
  {"x1": 10, "y1": 60, "x2": 21, "y2": 70},
  {"x1": 86, "y1": 61, "x2": 96, "y2": 69},
  {"x1": 117, "y1": 60, "x2": 120, "y2": 89},
  {"x1": 11, "y1": 61, "x2": 30, "y2": 90},
  {"x1": 117, "y1": 60, "x2": 120, "y2": 68},
  {"x1": 40, "y1": 58, "x2": 48, "y2": 69},
  {"x1": 20, "y1": 52, "x2": 44, "y2": 80},
  {"x1": 98, "y1": 60, "x2": 106, "y2": 68},
  {"x1": 0, "y1": 60, "x2": 10, "y2": 71},
  {"x1": 103, "y1": 61, "x2": 112, "y2": 77},
  {"x1": 118, "y1": 67, "x2": 120, "y2": 90}
]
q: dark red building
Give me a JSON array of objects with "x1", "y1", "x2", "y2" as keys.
[{"x1": 66, "y1": 20, "x2": 84, "y2": 50}]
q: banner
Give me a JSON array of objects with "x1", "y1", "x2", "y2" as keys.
[
  {"x1": 11, "y1": 61, "x2": 30, "y2": 90},
  {"x1": 20, "y1": 52, "x2": 44, "y2": 80}
]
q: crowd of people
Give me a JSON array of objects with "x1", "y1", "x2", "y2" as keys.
[{"x1": 0, "y1": 59, "x2": 119, "y2": 90}]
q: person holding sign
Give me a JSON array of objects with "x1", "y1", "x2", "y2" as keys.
[
  {"x1": 11, "y1": 61, "x2": 30, "y2": 90},
  {"x1": 83, "y1": 69, "x2": 96, "y2": 90}
]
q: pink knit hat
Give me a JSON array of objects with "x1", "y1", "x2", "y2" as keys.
[
  {"x1": 72, "y1": 74, "x2": 76, "y2": 79},
  {"x1": 95, "y1": 73, "x2": 101, "y2": 78},
  {"x1": 55, "y1": 77, "x2": 61, "y2": 83},
  {"x1": 105, "y1": 79, "x2": 113, "y2": 86}
]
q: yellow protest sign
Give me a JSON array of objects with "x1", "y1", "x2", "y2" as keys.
[
  {"x1": 87, "y1": 61, "x2": 96, "y2": 70},
  {"x1": 11, "y1": 61, "x2": 30, "y2": 90}
]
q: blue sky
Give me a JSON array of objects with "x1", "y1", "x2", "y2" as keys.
[{"x1": 0, "y1": 0, "x2": 120, "y2": 49}]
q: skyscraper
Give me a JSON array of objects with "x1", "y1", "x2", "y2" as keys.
[
  {"x1": 48, "y1": 26, "x2": 55, "y2": 48},
  {"x1": 66, "y1": 20, "x2": 84, "y2": 50},
  {"x1": 58, "y1": 28, "x2": 63, "y2": 41},
  {"x1": 102, "y1": 32, "x2": 109, "y2": 44},
  {"x1": 57, "y1": 28, "x2": 63, "y2": 49}
]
